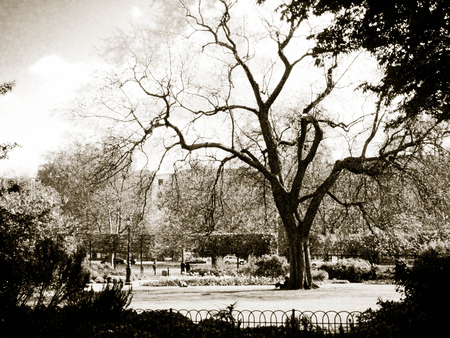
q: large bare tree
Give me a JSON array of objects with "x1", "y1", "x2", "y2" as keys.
[{"x1": 80, "y1": 0, "x2": 446, "y2": 289}]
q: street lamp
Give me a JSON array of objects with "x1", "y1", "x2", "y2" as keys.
[{"x1": 125, "y1": 217, "x2": 132, "y2": 285}]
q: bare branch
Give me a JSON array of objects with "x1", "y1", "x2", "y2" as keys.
[
  {"x1": 290, "y1": 115, "x2": 323, "y2": 200},
  {"x1": 361, "y1": 95, "x2": 385, "y2": 159},
  {"x1": 303, "y1": 57, "x2": 338, "y2": 115}
]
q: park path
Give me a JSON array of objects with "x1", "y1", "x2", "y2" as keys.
[
  {"x1": 126, "y1": 282, "x2": 402, "y2": 312},
  {"x1": 89, "y1": 262, "x2": 402, "y2": 312}
]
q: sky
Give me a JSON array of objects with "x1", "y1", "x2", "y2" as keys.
[
  {"x1": 0, "y1": 0, "x2": 381, "y2": 178},
  {"x1": 0, "y1": 0, "x2": 158, "y2": 177}
]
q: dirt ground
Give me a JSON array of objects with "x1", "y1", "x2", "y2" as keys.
[{"x1": 128, "y1": 283, "x2": 402, "y2": 312}]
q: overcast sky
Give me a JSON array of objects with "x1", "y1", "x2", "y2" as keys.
[
  {"x1": 0, "y1": 0, "x2": 157, "y2": 177},
  {"x1": 0, "y1": 0, "x2": 381, "y2": 178}
]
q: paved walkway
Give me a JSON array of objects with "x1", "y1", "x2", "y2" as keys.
[{"x1": 85, "y1": 279, "x2": 401, "y2": 313}]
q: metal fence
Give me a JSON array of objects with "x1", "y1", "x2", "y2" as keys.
[{"x1": 134, "y1": 308, "x2": 361, "y2": 335}]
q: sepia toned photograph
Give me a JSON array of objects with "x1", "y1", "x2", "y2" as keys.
[{"x1": 1, "y1": 1, "x2": 449, "y2": 337}]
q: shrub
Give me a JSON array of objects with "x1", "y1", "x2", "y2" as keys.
[
  {"x1": 140, "y1": 274, "x2": 280, "y2": 287},
  {"x1": 0, "y1": 282, "x2": 134, "y2": 338},
  {"x1": 0, "y1": 180, "x2": 91, "y2": 310},
  {"x1": 255, "y1": 254, "x2": 290, "y2": 278},
  {"x1": 348, "y1": 249, "x2": 450, "y2": 338},
  {"x1": 370, "y1": 265, "x2": 394, "y2": 282},
  {"x1": 0, "y1": 236, "x2": 90, "y2": 309},
  {"x1": 311, "y1": 269, "x2": 328, "y2": 282},
  {"x1": 132, "y1": 309, "x2": 195, "y2": 337},
  {"x1": 189, "y1": 266, "x2": 223, "y2": 277},
  {"x1": 319, "y1": 259, "x2": 372, "y2": 282},
  {"x1": 88, "y1": 262, "x2": 116, "y2": 282},
  {"x1": 67, "y1": 282, "x2": 133, "y2": 323}
]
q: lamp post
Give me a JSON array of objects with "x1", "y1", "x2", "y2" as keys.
[{"x1": 125, "y1": 217, "x2": 132, "y2": 285}]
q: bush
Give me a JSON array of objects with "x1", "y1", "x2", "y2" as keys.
[
  {"x1": 0, "y1": 180, "x2": 92, "y2": 310},
  {"x1": 0, "y1": 236, "x2": 90, "y2": 309},
  {"x1": 189, "y1": 266, "x2": 223, "y2": 277},
  {"x1": 369, "y1": 265, "x2": 394, "y2": 282},
  {"x1": 319, "y1": 259, "x2": 373, "y2": 282},
  {"x1": 67, "y1": 282, "x2": 133, "y2": 322},
  {"x1": 141, "y1": 274, "x2": 279, "y2": 287},
  {"x1": 132, "y1": 309, "x2": 195, "y2": 337},
  {"x1": 255, "y1": 254, "x2": 290, "y2": 278},
  {"x1": 394, "y1": 249, "x2": 450, "y2": 309},
  {"x1": 88, "y1": 262, "x2": 116, "y2": 282},
  {"x1": 311, "y1": 269, "x2": 328, "y2": 282},
  {"x1": 347, "y1": 249, "x2": 450, "y2": 338},
  {"x1": 0, "y1": 282, "x2": 134, "y2": 338}
]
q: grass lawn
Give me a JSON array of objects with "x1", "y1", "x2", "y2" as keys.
[
  {"x1": 91, "y1": 261, "x2": 401, "y2": 313},
  {"x1": 129, "y1": 283, "x2": 402, "y2": 313}
]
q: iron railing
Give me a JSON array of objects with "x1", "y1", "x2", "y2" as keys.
[{"x1": 134, "y1": 308, "x2": 361, "y2": 335}]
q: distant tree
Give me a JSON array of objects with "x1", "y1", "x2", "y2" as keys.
[
  {"x1": 312, "y1": 150, "x2": 450, "y2": 261},
  {"x1": 39, "y1": 143, "x2": 153, "y2": 235},
  {"x1": 39, "y1": 143, "x2": 157, "y2": 267},
  {"x1": 195, "y1": 233, "x2": 275, "y2": 263},
  {"x1": 153, "y1": 161, "x2": 279, "y2": 260}
]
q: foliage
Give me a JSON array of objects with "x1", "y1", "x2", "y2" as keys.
[
  {"x1": 87, "y1": 262, "x2": 117, "y2": 283},
  {"x1": 347, "y1": 249, "x2": 450, "y2": 337},
  {"x1": 0, "y1": 180, "x2": 134, "y2": 336},
  {"x1": 319, "y1": 259, "x2": 374, "y2": 283},
  {"x1": 131, "y1": 309, "x2": 195, "y2": 337},
  {"x1": 0, "y1": 179, "x2": 90, "y2": 309},
  {"x1": 0, "y1": 81, "x2": 14, "y2": 95},
  {"x1": 310, "y1": 151, "x2": 450, "y2": 266},
  {"x1": 140, "y1": 264, "x2": 328, "y2": 287},
  {"x1": 38, "y1": 143, "x2": 153, "y2": 236},
  {"x1": 254, "y1": 254, "x2": 290, "y2": 278},
  {"x1": 67, "y1": 282, "x2": 133, "y2": 323},
  {"x1": 79, "y1": 233, "x2": 154, "y2": 265},
  {"x1": 315, "y1": 231, "x2": 410, "y2": 265},
  {"x1": 311, "y1": 269, "x2": 329, "y2": 282},
  {"x1": 1, "y1": 81, "x2": 19, "y2": 160},
  {"x1": 394, "y1": 249, "x2": 450, "y2": 309},
  {"x1": 0, "y1": 283, "x2": 133, "y2": 338},
  {"x1": 0, "y1": 142, "x2": 19, "y2": 161},
  {"x1": 1, "y1": 304, "x2": 340, "y2": 337},
  {"x1": 141, "y1": 274, "x2": 281, "y2": 287},
  {"x1": 155, "y1": 164, "x2": 278, "y2": 259},
  {"x1": 195, "y1": 234, "x2": 276, "y2": 262},
  {"x1": 350, "y1": 300, "x2": 419, "y2": 338},
  {"x1": 0, "y1": 236, "x2": 90, "y2": 308},
  {"x1": 278, "y1": 0, "x2": 450, "y2": 125}
]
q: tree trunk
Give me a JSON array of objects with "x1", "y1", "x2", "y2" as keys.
[
  {"x1": 287, "y1": 229, "x2": 313, "y2": 289},
  {"x1": 272, "y1": 187, "x2": 313, "y2": 290}
]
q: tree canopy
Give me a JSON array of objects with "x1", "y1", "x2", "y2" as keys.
[{"x1": 273, "y1": 0, "x2": 450, "y2": 125}]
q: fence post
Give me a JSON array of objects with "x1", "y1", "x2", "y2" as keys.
[
  {"x1": 170, "y1": 308, "x2": 173, "y2": 337},
  {"x1": 291, "y1": 309, "x2": 297, "y2": 331}
]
